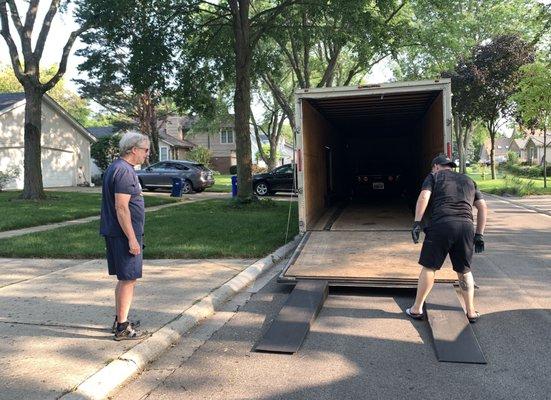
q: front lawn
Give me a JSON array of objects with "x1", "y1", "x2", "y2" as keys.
[
  {"x1": 468, "y1": 174, "x2": 551, "y2": 196},
  {"x1": 0, "y1": 199, "x2": 299, "y2": 259},
  {"x1": 206, "y1": 174, "x2": 232, "y2": 192},
  {"x1": 0, "y1": 191, "x2": 178, "y2": 232}
]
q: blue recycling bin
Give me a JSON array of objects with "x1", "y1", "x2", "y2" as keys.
[
  {"x1": 231, "y1": 175, "x2": 238, "y2": 197},
  {"x1": 171, "y1": 177, "x2": 184, "y2": 197}
]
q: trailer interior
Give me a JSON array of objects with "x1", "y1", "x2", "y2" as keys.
[{"x1": 283, "y1": 87, "x2": 457, "y2": 285}]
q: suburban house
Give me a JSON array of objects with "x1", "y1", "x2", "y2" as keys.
[
  {"x1": 525, "y1": 134, "x2": 550, "y2": 165},
  {"x1": 0, "y1": 92, "x2": 96, "y2": 189},
  {"x1": 479, "y1": 137, "x2": 512, "y2": 164},
  {"x1": 509, "y1": 138, "x2": 528, "y2": 162},
  {"x1": 158, "y1": 115, "x2": 196, "y2": 161}
]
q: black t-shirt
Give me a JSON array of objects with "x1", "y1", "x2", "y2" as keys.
[{"x1": 421, "y1": 169, "x2": 483, "y2": 226}]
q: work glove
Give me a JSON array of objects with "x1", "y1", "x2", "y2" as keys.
[
  {"x1": 411, "y1": 221, "x2": 422, "y2": 244},
  {"x1": 474, "y1": 233, "x2": 485, "y2": 253}
]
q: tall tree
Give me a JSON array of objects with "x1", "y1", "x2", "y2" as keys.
[
  {"x1": 260, "y1": 0, "x2": 421, "y2": 137},
  {"x1": 251, "y1": 88, "x2": 286, "y2": 171},
  {"x1": 393, "y1": 0, "x2": 546, "y2": 80},
  {"x1": 0, "y1": 0, "x2": 93, "y2": 199},
  {"x1": 75, "y1": 0, "x2": 177, "y2": 163},
  {"x1": 173, "y1": 0, "x2": 301, "y2": 201},
  {"x1": 442, "y1": 59, "x2": 481, "y2": 174},
  {"x1": 472, "y1": 35, "x2": 535, "y2": 179},
  {"x1": 513, "y1": 58, "x2": 551, "y2": 187}
]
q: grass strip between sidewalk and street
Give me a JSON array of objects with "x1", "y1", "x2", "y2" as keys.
[
  {"x1": 0, "y1": 199, "x2": 299, "y2": 259},
  {"x1": 0, "y1": 191, "x2": 178, "y2": 232}
]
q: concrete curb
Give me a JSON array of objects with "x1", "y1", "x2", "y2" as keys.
[
  {"x1": 60, "y1": 235, "x2": 301, "y2": 400},
  {"x1": 483, "y1": 193, "x2": 551, "y2": 217}
]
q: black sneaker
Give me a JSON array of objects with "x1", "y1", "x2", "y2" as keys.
[
  {"x1": 114, "y1": 322, "x2": 146, "y2": 341},
  {"x1": 111, "y1": 317, "x2": 141, "y2": 333}
]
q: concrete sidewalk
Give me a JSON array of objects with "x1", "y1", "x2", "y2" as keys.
[
  {"x1": 0, "y1": 192, "x2": 229, "y2": 240},
  {"x1": 0, "y1": 254, "x2": 277, "y2": 400},
  {"x1": 487, "y1": 194, "x2": 551, "y2": 216}
]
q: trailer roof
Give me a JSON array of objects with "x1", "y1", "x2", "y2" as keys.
[{"x1": 295, "y1": 79, "x2": 451, "y2": 98}]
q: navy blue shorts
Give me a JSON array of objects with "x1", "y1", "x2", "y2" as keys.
[
  {"x1": 105, "y1": 236, "x2": 143, "y2": 281},
  {"x1": 418, "y1": 221, "x2": 474, "y2": 274}
]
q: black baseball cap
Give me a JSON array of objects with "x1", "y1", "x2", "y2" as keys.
[{"x1": 431, "y1": 154, "x2": 457, "y2": 168}]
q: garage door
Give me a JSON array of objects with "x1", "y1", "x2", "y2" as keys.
[{"x1": 42, "y1": 148, "x2": 75, "y2": 187}]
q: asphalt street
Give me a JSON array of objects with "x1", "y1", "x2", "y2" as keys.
[{"x1": 114, "y1": 196, "x2": 551, "y2": 400}]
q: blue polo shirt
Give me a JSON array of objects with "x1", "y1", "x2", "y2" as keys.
[{"x1": 100, "y1": 158, "x2": 145, "y2": 237}]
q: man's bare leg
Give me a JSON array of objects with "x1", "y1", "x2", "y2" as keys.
[
  {"x1": 116, "y1": 279, "x2": 137, "y2": 323},
  {"x1": 411, "y1": 267, "x2": 436, "y2": 314},
  {"x1": 115, "y1": 281, "x2": 120, "y2": 318},
  {"x1": 457, "y1": 272, "x2": 477, "y2": 317}
]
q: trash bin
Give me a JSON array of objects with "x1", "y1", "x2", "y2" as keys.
[
  {"x1": 171, "y1": 177, "x2": 184, "y2": 197},
  {"x1": 231, "y1": 175, "x2": 238, "y2": 198}
]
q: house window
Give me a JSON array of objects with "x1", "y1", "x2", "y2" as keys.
[
  {"x1": 220, "y1": 128, "x2": 234, "y2": 144},
  {"x1": 160, "y1": 146, "x2": 169, "y2": 161}
]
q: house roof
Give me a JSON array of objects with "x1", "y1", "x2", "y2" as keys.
[
  {"x1": 0, "y1": 92, "x2": 25, "y2": 111},
  {"x1": 527, "y1": 135, "x2": 551, "y2": 147},
  {"x1": 88, "y1": 126, "x2": 118, "y2": 139},
  {"x1": 159, "y1": 133, "x2": 195, "y2": 149},
  {"x1": 511, "y1": 138, "x2": 528, "y2": 150},
  {"x1": 483, "y1": 137, "x2": 512, "y2": 155},
  {"x1": 0, "y1": 92, "x2": 96, "y2": 143}
]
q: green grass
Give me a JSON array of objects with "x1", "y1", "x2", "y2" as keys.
[
  {"x1": 0, "y1": 191, "x2": 177, "y2": 232},
  {"x1": 206, "y1": 174, "x2": 232, "y2": 192},
  {"x1": 0, "y1": 199, "x2": 299, "y2": 259},
  {"x1": 468, "y1": 173, "x2": 551, "y2": 195}
]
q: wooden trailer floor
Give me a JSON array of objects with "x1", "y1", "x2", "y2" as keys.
[{"x1": 285, "y1": 202, "x2": 457, "y2": 283}]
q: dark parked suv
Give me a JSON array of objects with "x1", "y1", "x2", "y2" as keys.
[
  {"x1": 252, "y1": 164, "x2": 295, "y2": 196},
  {"x1": 136, "y1": 160, "x2": 214, "y2": 194}
]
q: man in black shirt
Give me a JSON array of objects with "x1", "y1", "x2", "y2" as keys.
[{"x1": 407, "y1": 155, "x2": 487, "y2": 323}]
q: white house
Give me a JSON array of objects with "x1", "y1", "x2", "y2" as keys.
[
  {"x1": 0, "y1": 92, "x2": 96, "y2": 189},
  {"x1": 526, "y1": 135, "x2": 551, "y2": 165}
]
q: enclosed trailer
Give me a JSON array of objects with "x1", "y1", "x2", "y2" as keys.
[{"x1": 280, "y1": 79, "x2": 458, "y2": 288}]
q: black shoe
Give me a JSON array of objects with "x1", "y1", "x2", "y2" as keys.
[
  {"x1": 466, "y1": 311, "x2": 481, "y2": 323},
  {"x1": 114, "y1": 322, "x2": 146, "y2": 341},
  {"x1": 111, "y1": 317, "x2": 140, "y2": 333}
]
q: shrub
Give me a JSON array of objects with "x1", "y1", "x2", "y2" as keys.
[
  {"x1": 506, "y1": 151, "x2": 519, "y2": 165},
  {"x1": 252, "y1": 164, "x2": 268, "y2": 174},
  {"x1": 186, "y1": 146, "x2": 212, "y2": 168},
  {"x1": 0, "y1": 166, "x2": 20, "y2": 191},
  {"x1": 91, "y1": 134, "x2": 121, "y2": 172}
]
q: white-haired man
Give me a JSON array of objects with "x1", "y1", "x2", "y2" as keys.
[{"x1": 100, "y1": 131, "x2": 149, "y2": 340}]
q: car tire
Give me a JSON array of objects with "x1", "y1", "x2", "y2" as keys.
[
  {"x1": 139, "y1": 179, "x2": 149, "y2": 191},
  {"x1": 182, "y1": 180, "x2": 193, "y2": 194},
  {"x1": 254, "y1": 181, "x2": 270, "y2": 196},
  {"x1": 195, "y1": 188, "x2": 205, "y2": 193}
]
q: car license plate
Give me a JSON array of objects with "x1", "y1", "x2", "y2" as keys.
[{"x1": 373, "y1": 182, "x2": 384, "y2": 190}]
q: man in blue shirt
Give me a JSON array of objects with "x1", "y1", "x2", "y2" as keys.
[
  {"x1": 100, "y1": 131, "x2": 149, "y2": 340},
  {"x1": 408, "y1": 155, "x2": 487, "y2": 323}
]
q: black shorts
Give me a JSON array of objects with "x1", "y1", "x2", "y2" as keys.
[
  {"x1": 105, "y1": 236, "x2": 143, "y2": 281},
  {"x1": 418, "y1": 221, "x2": 474, "y2": 274}
]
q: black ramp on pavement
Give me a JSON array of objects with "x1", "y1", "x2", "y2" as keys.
[
  {"x1": 426, "y1": 283, "x2": 487, "y2": 364},
  {"x1": 254, "y1": 280, "x2": 328, "y2": 354}
]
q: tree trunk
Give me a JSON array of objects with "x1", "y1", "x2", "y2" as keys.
[
  {"x1": 488, "y1": 123, "x2": 496, "y2": 180},
  {"x1": 232, "y1": 0, "x2": 253, "y2": 201},
  {"x1": 544, "y1": 126, "x2": 547, "y2": 188},
  {"x1": 21, "y1": 88, "x2": 45, "y2": 199},
  {"x1": 137, "y1": 91, "x2": 159, "y2": 164}
]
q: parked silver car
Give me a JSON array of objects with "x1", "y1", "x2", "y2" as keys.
[{"x1": 136, "y1": 160, "x2": 214, "y2": 194}]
